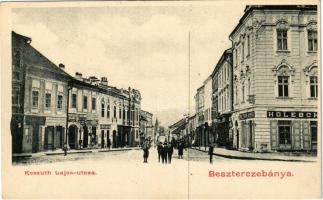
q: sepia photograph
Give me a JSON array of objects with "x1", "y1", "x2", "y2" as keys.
[{"x1": 1, "y1": 0, "x2": 321, "y2": 199}]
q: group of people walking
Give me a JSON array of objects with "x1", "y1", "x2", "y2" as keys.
[
  {"x1": 141, "y1": 138, "x2": 187, "y2": 164},
  {"x1": 157, "y1": 141, "x2": 174, "y2": 164},
  {"x1": 141, "y1": 138, "x2": 216, "y2": 164}
]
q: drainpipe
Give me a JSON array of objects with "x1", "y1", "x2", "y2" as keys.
[{"x1": 65, "y1": 82, "x2": 72, "y2": 149}]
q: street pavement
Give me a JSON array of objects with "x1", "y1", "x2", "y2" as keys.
[
  {"x1": 13, "y1": 147, "x2": 251, "y2": 166},
  {"x1": 11, "y1": 148, "x2": 319, "y2": 198}
]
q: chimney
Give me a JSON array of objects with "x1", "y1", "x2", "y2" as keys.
[
  {"x1": 75, "y1": 72, "x2": 82, "y2": 80},
  {"x1": 58, "y1": 63, "x2": 65, "y2": 70},
  {"x1": 101, "y1": 77, "x2": 108, "y2": 86}
]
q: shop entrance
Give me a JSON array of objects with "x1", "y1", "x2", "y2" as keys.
[
  {"x1": 68, "y1": 125, "x2": 77, "y2": 149},
  {"x1": 310, "y1": 121, "x2": 317, "y2": 150},
  {"x1": 113, "y1": 130, "x2": 117, "y2": 148},
  {"x1": 83, "y1": 126, "x2": 88, "y2": 148},
  {"x1": 44, "y1": 126, "x2": 55, "y2": 150},
  {"x1": 101, "y1": 130, "x2": 105, "y2": 148}
]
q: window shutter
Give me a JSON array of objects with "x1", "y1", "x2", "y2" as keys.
[
  {"x1": 270, "y1": 120, "x2": 278, "y2": 150},
  {"x1": 292, "y1": 120, "x2": 301, "y2": 150},
  {"x1": 302, "y1": 121, "x2": 311, "y2": 150}
]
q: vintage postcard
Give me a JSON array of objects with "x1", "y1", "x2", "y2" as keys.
[{"x1": 0, "y1": 0, "x2": 321, "y2": 199}]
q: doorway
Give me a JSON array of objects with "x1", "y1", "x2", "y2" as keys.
[
  {"x1": 83, "y1": 126, "x2": 88, "y2": 148},
  {"x1": 68, "y1": 125, "x2": 77, "y2": 149}
]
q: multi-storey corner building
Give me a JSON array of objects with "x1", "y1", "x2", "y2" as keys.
[
  {"x1": 211, "y1": 48, "x2": 233, "y2": 148},
  {"x1": 11, "y1": 31, "x2": 71, "y2": 153},
  {"x1": 230, "y1": 5, "x2": 318, "y2": 152}
]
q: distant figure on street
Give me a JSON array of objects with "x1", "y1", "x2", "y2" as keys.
[
  {"x1": 107, "y1": 138, "x2": 111, "y2": 150},
  {"x1": 178, "y1": 141, "x2": 184, "y2": 159},
  {"x1": 167, "y1": 142, "x2": 173, "y2": 164},
  {"x1": 142, "y1": 139, "x2": 151, "y2": 163},
  {"x1": 157, "y1": 142, "x2": 163, "y2": 162},
  {"x1": 161, "y1": 142, "x2": 168, "y2": 164},
  {"x1": 208, "y1": 142, "x2": 215, "y2": 164},
  {"x1": 63, "y1": 144, "x2": 68, "y2": 156}
]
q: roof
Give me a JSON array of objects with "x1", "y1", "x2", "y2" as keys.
[
  {"x1": 171, "y1": 121, "x2": 187, "y2": 134},
  {"x1": 229, "y1": 5, "x2": 317, "y2": 40},
  {"x1": 12, "y1": 31, "x2": 72, "y2": 80},
  {"x1": 169, "y1": 118, "x2": 187, "y2": 129},
  {"x1": 211, "y1": 48, "x2": 232, "y2": 77},
  {"x1": 12, "y1": 31, "x2": 31, "y2": 43}
]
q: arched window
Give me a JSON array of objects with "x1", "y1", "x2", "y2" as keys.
[
  {"x1": 304, "y1": 61, "x2": 318, "y2": 98},
  {"x1": 272, "y1": 60, "x2": 295, "y2": 98}
]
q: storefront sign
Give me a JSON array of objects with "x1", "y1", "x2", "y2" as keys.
[
  {"x1": 100, "y1": 124, "x2": 111, "y2": 129},
  {"x1": 239, "y1": 111, "x2": 255, "y2": 120},
  {"x1": 267, "y1": 111, "x2": 317, "y2": 118}
]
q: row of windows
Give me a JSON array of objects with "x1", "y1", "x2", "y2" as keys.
[
  {"x1": 277, "y1": 76, "x2": 318, "y2": 98},
  {"x1": 31, "y1": 90, "x2": 63, "y2": 110},
  {"x1": 234, "y1": 34, "x2": 251, "y2": 66},
  {"x1": 234, "y1": 30, "x2": 318, "y2": 67},
  {"x1": 234, "y1": 76, "x2": 318, "y2": 104},
  {"x1": 277, "y1": 29, "x2": 317, "y2": 52},
  {"x1": 70, "y1": 93, "x2": 140, "y2": 123}
]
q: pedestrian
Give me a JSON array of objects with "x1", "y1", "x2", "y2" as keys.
[
  {"x1": 142, "y1": 139, "x2": 150, "y2": 163},
  {"x1": 167, "y1": 142, "x2": 173, "y2": 164},
  {"x1": 63, "y1": 144, "x2": 68, "y2": 156},
  {"x1": 107, "y1": 138, "x2": 111, "y2": 150},
  {"x1": 157, "y1": 142, "x2": 162, "y2": 162},
  {"x1": 178, "y1": 141, "x2": 184, "y2": 159},
  {"x1": 209, "y1": 142, "x2": 215, "y2": 164},
  {"x1": 161, "y1": 142, "x2": 168, "y2": 164}
]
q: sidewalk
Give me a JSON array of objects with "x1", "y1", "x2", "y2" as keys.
[
  {"x1": 13, "y1": 147, "x2": 141, "y2": 158},
  {"x1": 191, "y1": 147, "x2": 317, "y2": 162}
]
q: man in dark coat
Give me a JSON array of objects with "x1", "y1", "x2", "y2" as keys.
[
  {"x1": 157, "y1": 142, "x2": 162, "y2": 162},
  {"x1": 178, "y1": 141, "x2": 184, "y2": 159},
  {"x1": 161, "y1": 142, "x2": 168, "y2": 164},
  {"x1": 167, "y1": 142, "x2": 174, "y2": 164},
  {"x1": 107, "y1": 138, "x2": 111, "y2": 150},
  {"x1": 142, "y1": 139, "x2": 150, "y2": 163},
  {"x1": 208, "y1": 142, "x2": 215, "y2": 164}
]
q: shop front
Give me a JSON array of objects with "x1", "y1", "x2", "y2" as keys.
[
  {"x1": 24, "y1": 116, "x2": 46, "y2": 153},
  {"x1": 215, "y1": 114, "x2": 232, "y2": 149},
  {"x1": 268, "y1": 111, "x2": 317, "y2": 151}
]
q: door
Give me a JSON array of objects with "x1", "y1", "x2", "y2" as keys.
[
  {"x1": 278, "y1": 121, "x2": 292, "y2": 150},
  {"x1": 83, "y1": 126, "x2": 88, "y2": 148},
  {"x1": 22, "y1": 126, "x2": 33, "y2": 153},
  {"x1": 45, "y1": 126, "x2": 54, "y2": 150},
  {"x1": 68, "y1": 125, "x2": 77, "y2": 149},
  {"x1": 310, "y1": 121, "x2": 317, "y2": 150},
  {"x1": 113, "y1": 130, "x2": 117, "y2": 148},
  {"x1": 248, "y1": 121, "x2": 254, "y2": 150},
  {"x1": 101, "y1": 130, "x2": 105, "y2": 148}
]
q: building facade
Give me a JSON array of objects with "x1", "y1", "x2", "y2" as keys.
[
  {"x1": 211, "y1": 49, "x2": 234, "y2": 148},
  {"x1": 230, "y1": 5, "x2": 318, "y2": 152},
  {"x1": 140, "y1": 110, "x2": 154, "y2": 141},
  {"x1": 12, "y1": 31, "x2": 144, "y2": 154},
  {"x1": 194, "y1": 85, "x2": 206, "y2": 147},
  {"x1": 11, "y1": 31, "x2": 71, "y2": 153}
]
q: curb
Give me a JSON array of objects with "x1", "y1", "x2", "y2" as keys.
[
  {"x1": 13, "y1": 148, "x2": 140, "y2": 158},
  {"x1": 191, "y1": 148, "x2": 316, "y2": 162}
]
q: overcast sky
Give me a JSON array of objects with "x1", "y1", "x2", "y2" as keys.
[{"x1": 12, "y1": 2, "x2": 245, "y2": 126}]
